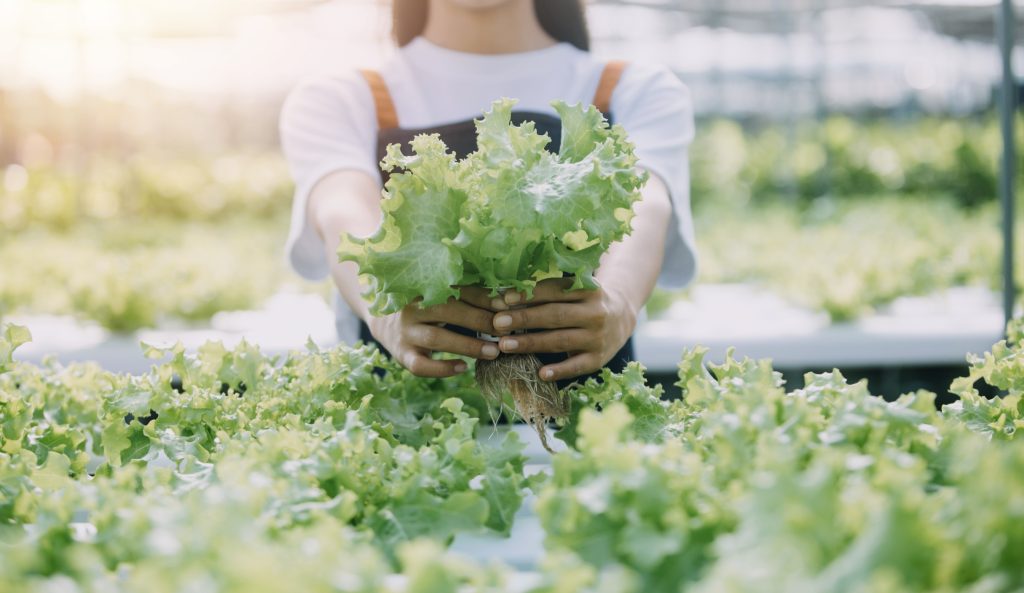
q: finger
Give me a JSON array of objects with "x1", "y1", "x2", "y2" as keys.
[
  {"x1": 399, "y1": 349, "x2": 469, "y2": 378},
  {"x1": 539, "y1": 353, "x2": 601, "y2": 383},
  {"x1": 407, "y1": 324, "x2": 500, "y2": 360},
  {"x1": 415, "y1": 300, "x2": 496, "y2": 334},
  {"x1": 457, "y1": 286, "x2": 508, "y2": 312},
  {"x1": 504, "y1": 278, "x2": 593, "y2": 306},
  {"x1": 498, "y1": 329, "x2": 592, "y2": 355},
  {"x1": 492, "y1": 303, "x2": 592, "y2": 332}
]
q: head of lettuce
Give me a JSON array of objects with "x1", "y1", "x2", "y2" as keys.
[{"x1": 338, "y1": 97, "x2": 648, "y2": 316}]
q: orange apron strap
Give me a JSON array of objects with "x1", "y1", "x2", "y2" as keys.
[
  {"x1": 359, "y1": 69, "x2": 399, "y2": 130},
  {"x1": 592, "y1": 60, "x2": 628, "y2": 117}
]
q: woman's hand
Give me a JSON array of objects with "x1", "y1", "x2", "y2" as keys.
[
  {"x1": 491, "y1": 278, "x2": 638, "y2": 382},
  {"x1": 366, "y1": 286, "x2": 507, "y2": 378}
]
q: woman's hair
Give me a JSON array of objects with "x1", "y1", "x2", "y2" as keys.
[{"x1": 392, "y1": 0, "x2": 590, "y2": 51}]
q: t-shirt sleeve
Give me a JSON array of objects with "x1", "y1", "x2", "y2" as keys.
[
  {"x1": 279, "y1": 73, "x2": 381, "y2": 281},
  {"x1": 610, "y1": 63, "x2": 698, "y2": 290}
]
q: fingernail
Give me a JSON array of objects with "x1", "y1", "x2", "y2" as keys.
[
  {"x1": 505, "y1": 292, "x2": 522, "y2": 304},
  {"x1": 542, "y1": 368, "x2": 555, "y2": 380},
  {"x1": 502, "y1": 338, "x2": 518, "y2": 351},
  {"x1": 494, "y1": 314, "x2": 512, "y2": 329},
  {"x1": 454, "y1": 362, "x2": 468, "y2": 373},
  {"x1": 490, "y1": 298, "x2": 508, "y2": 311},
  {"x1": 481, "y1": 344, "x2": 499, "y2": 358}
]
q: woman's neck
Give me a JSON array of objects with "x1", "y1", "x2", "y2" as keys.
[{"x1": 422, "y1": 0, "x2": 557, "y2": 55}]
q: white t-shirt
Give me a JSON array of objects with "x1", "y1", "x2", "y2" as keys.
[{"x1": 280, "y1": 36, "x2": 697, "y2": 343}]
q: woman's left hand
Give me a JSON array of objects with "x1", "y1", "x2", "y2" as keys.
[{"x1": 491, "y1": 277, "x2": 638, "y2": 382}]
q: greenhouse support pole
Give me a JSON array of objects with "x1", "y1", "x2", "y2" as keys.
[{"x1": 998, "y1": 0, "x2": 1017, "y2": 331}]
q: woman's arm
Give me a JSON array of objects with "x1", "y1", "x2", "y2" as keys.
[
  {"x1": 308, "y1": 170, "x2": 382, "y2": 322},
  {"x1": 308, "y1": 170, "x2": 503, "y2": 377},
  {"x1": 492, "y1": 171, "x2": 673, "y2": 381}
]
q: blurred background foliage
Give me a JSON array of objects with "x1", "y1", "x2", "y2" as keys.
[
  {"x1": 4, "y1": 109, "x2": 1019, "y2": 232},
  {"x1": 691, "y1": 115, "x2": 1022, "y2": 210},
  {"x1": 1, "y1": 0, "x2": 1021, "y2": 331},
  {"x1": 2, "y1": 111, "x2": 1017, "y2": 329}
]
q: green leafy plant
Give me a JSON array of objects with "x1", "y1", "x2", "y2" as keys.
[
  {"x1": 3, "y1": 319, "x2": 1024, "y2": 592},
  {"x1": 0, "y1": 323, "x2": 532, "y2": 585},
  {"x1": 339, "y1": 98, "x2": 647, "y2": 450},
  {"x1": 534, "y1": 338, "x2": 1024, "y2": 593},
  {"x1": 338, "y1": 98, "x2": 646, "y2": 314},
  {"x1": 646, "y1": 195, "x2": 1006, "y2": 322},
  {"x1": 0, "y1": 219, "x2": 300, "y2": 331}
]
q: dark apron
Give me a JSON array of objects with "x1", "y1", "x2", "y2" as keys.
[{"x1": 359, "y1": 110, "x2": 634, "y2": 387}]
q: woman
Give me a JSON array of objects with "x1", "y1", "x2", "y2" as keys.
[{"x1": 281, "y1": 0, "x2": 696, "y2": 383}]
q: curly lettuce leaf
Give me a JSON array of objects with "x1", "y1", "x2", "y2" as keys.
[
  {"x1": 339, "y1": 98, "x2": 648, "y2": 315},
  {"x1": 0, "y1": 323, "x2": 31, "y2": 373},
  {"x1": 339, "y1": 135, "x2": 469, "y2": 314}
]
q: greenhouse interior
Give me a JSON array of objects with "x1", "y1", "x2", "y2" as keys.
[{"x1": 1, "y1": 0, "x2": 1022, "y2": 591}]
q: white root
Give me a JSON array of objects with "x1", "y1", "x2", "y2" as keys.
[{"x1": 476, "y1": 353, "x2": 569, "y2": 453}]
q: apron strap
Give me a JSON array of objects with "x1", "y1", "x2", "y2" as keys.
[
  {"x1": 592, "y1": 60, "x2": 627, "y2": 117},
  {"x1": 359, "y1": 69, "x2": 399, "y2": 131}
]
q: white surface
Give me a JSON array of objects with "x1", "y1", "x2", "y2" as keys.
[
  {"x1": 638, "y1": 284, "x2": 1004, "y2": 369},
  {"x1": 9, "y1": 285, "x2": 1004, "y2": 373},
  {"x1": 11, "y1": 291, "x2": 338, "y2": 374}
]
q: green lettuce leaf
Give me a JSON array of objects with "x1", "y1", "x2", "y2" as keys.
[
  {"x1": 339, "y1": 98, "x2": 647, "y2": 315},
  {"x1": 339, "y1": 135, "x2": 469, "y2": 313},
  {"x1": 0, "y1": 323, "x2": 31, "y2": 373}
]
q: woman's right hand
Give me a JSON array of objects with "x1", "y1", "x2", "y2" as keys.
[{"x1": 366, "y1": 286, "x2": 508, "y2": 378}]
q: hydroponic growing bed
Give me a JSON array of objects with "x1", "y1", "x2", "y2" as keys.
[
  {"x1": 1, "y1": 313, "x2": 1022, "y2": 592},
  {"x1": 9, "y1": 285, "x2": 1004, "y2": 376}
]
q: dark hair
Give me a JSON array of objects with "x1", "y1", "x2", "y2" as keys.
[{"x1": 392, "y1": 0, "x2": 590, "y2": 51}]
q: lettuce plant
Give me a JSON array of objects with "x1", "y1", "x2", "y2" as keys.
[{"x1": 339, "y1": 98, "x2": 647, "y2": 315}]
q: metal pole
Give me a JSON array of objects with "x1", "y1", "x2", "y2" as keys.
[
  {"x1": 815, "y1": 0, "x2": 831, "y2": 197},
  {"x1": 998, "y1": 0, "x2": 1017, "y2": 331}
]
